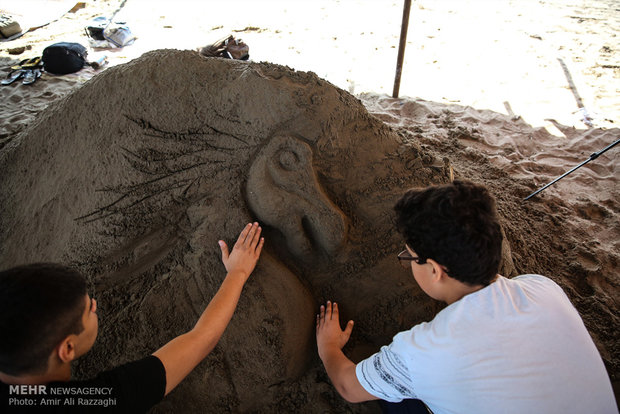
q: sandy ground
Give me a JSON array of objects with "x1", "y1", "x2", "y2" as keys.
[
  {"x1": 1, "y1": 0, "x2": 619, "y2": 131},
  {"x1": 0, "y1": 0, "x2": 618, "y2": 412}
]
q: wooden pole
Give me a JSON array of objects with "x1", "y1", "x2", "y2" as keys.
[{"x1": 393, "y1": 0, "x2": 412, "y2": 98}]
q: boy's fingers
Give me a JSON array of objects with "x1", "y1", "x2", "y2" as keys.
[
  {"x1": 319, "y1": 305, "x2": 325, "y2": 321},
  {"x1": 255, "y1": 237, "x2": 265, "y2": 256},
  {"x1": 333, "y1": 302, "x2": 339, "y2": 318},
  {"x1": 250, "y1": 225, "x2": 262, "y2": 247},
  {"x1": 344, "y1": 320, "x2": 354, "y2": 338},
  {"x1": 255, "y1": 226, "x2": 262, "y2": 244},
  {"x1": 218, "y1": 240, "x2": 229, "y2": 261},
  {"x1": 246, "y1": 223, "x2": 258, "y2": 244},
  {"x1": 242, "y1": 223, "x2": 254, "y2": 246},
  {"x1": 327, "y1": 301, "x2": 332, "y2": 319},
  {"x1": 237, "y1": 223, "x2": 252, "y2": 245}
]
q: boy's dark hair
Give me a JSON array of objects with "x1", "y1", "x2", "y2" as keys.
[
  {"x1": 0, "y1": 263, "x2": 87, "y2": 376},
  {"x1": 394, "y1": 180, "x2": 502, "y2": 286}
]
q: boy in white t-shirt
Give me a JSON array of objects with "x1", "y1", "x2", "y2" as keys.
[{"x1": 316, "y1": 180, "x2": 617, "y2": 414}]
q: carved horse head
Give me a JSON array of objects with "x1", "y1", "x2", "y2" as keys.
[{"x1": 246, "y1": 135, "x2": 347, "y2": 261}]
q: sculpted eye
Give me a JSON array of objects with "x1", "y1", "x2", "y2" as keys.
[{"x1": 278, "y1": 149, "x2": 300, "y2": 171}]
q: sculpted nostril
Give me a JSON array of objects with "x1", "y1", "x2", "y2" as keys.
[{"x1": 301, "y1": 216, "x2": 320, "y2": 252}]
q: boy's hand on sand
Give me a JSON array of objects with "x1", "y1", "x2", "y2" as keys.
[
  {"x1": 316, "y1": 301, "x2": 354, "y2": 360},
  {"x1": 219, "y1": 222, "x2": 264, "y2": 280}
]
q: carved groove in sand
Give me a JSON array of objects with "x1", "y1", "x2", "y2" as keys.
[
  {"x1": 246, "y1": 135, "x2": 347, "y2": 260},
  {"x1": 78, "y1": 116, "x2": 252, "y2": 224}
]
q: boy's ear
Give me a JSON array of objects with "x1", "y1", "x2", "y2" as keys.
[
  {"x1": 56, "y1": 336, "x2": 77, "y2": 364},
  {"x1": 427, "y1": 259, "x2": 448, "y2": 282}
]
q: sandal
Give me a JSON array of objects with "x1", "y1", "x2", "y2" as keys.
[
  {"x1": 1, "y1": 69, "x2": 25, "y2": 85},
  {"x1": 22, "y1": 68, "x2": 41, "y2": 85},
  {"x1": 10, "y1": 57, "x2": 42, "y2": 70}
]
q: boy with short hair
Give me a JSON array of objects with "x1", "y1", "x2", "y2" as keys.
[
  {"x1": 316, "y1": 181, "x2": 617, "y2": 413},
  {"x1": 0, "y1": 222, "x2": 263, "y2": 413}
]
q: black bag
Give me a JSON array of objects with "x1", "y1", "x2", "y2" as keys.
[{"x1": 42, "y1": 42, "x2": 88, "y2": 75}]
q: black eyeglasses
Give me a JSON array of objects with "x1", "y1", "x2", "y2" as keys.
[{"x1": 397, "y1": 250, "x2": 421, "y2": 268}]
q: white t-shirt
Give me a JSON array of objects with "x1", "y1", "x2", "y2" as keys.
[{"x1": 356, "y1": 275, "x2": 617, "y2": 414}]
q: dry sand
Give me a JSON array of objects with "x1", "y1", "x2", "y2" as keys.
[{"x1": 0, "y1": 0, "x2": 618, "y2": 412}]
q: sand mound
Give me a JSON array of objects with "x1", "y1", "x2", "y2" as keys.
[
  {"x1": 0, "y1": 50, "x2": 617, "y2": 411},
  {"x1": 0, "y1": 50, "x2": 448, "y2": 412}
]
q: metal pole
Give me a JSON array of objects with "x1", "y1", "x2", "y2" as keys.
[
  {"x1": 524, "y1": 138, "x2": 620, "y2": 201},
  {"x1": 393, "y1": 0, "x2": 412, "y2": 98}
]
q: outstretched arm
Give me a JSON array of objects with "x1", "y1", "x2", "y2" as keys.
[
  {"x1": 316, "y1": 301, "x2": 377, "y2": 403},
  {"x1": 153, "y1": 222, "x2": 264, "y2": 396}
]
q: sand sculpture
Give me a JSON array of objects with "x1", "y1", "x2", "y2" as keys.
[
  {"x1": 246, "y1": 134, "x2": 348, "y2": 261},
  {"x1": 0, "y1": 49, "x2": 523, "y2": 412}
]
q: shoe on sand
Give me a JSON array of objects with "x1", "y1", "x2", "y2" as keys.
[
  {"x1": 12, "y1": 57, "x2": 42, "y2": 70},
  {"x1": 199, "y1": 35, "x2": 249, "y2": 60},
  {"x1": 1, "y1": 69, "x2": 24, "y2": 85},
  {"x1": 22, "y1": 68, "x2": 42, "y2": 85},
  {"x1": 0, "y1": 14, "x2": 22, "y2": 39}
]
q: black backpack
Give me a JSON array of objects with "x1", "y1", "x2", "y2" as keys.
[{"x1": 42, "y1": 42, "x2": 87, "y2": 75}]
